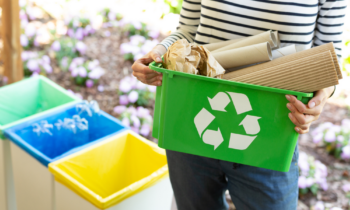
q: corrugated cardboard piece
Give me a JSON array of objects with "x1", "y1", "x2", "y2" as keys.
[{"x1": 223, "y1": 42, "x2": 341, "y2": 80}]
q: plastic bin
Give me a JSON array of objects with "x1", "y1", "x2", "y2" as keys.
[
  {"x1": 48, "y1": 130, "x2": 173, "y2": 210},
  {"x1": 149, "y1": 62, "x2": 314, "y2": 172},
  {"x1": 4, "y1": 101, "x2": 127, "y2": 210},
  {"x1": 0, "y1": 76, "x2": 79, "y2": 210}
]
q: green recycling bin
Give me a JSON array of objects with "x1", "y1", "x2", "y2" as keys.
[
  {"x1": 150, "y1": 62, "x2": 313, "y2": 172},
  {"x1": 0, "y1": 76, "x2": 79, "y2": 210}
]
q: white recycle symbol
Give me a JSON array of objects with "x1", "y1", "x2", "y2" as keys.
[{"x1": 194, "y1": 92, "x2": 261, "y2": 150}]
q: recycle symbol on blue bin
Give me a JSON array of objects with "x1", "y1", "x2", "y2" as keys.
[{"x1": 194, "y1": 92, "x2": 261, "y2": 150}]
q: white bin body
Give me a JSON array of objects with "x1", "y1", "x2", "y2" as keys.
[
  {"x1": 0, "y1": 139, "x2": 17, "y2": 210},
  {"x1": 10, "y1": 142, "x2": 54, "y2": 210},
  {"x1": 55, "y1": 176, "x2": 174, "y2": 210}
]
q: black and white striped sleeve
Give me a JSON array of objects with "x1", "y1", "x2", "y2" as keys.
[
  {"x1": 313, "y1": 0, "x2": 347, "y2": 62},
  {"x1": 160, "y1": 0, "x2": 201, "y2": 49}
]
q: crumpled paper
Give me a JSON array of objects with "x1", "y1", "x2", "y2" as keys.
[{"x1": 163, "y1": 39, "x2": 225, "y2": 78}]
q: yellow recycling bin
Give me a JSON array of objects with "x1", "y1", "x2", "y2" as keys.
[{"x1": 49, "y1": 130, "x2": 173, "y2": 210}]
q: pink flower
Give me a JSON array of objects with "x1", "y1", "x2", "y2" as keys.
[
  {"x1": 85, "y1": 79, "x2": 94, "y2": 88},
  {"x1": 324, "y1": 130, "x2": 336, "y2": 142},
  {"x1": 20, "y1": 35, "x2": 28, "y2": 47},
  {"x1": 298, "y1": 176, "x2": 307, "y2": 189},
  {"x1": 342, "y1": 183, "x2": 350, "y2": 192},
  {"x1": 104, "y1": 31, "x2": 111, "y2": 37},
  {"x1": 305, "y1": 177, "x2": 314, "y2": 187},
  {"x1": 51, "y1": 41, "x2": 61, "y2": 51},
  {"x1": 130, "y1": 35, "x2": 145, "y2": 45},
  {"x1": 337, "y1": 135, "x2": 344, "y2": 142},
  {"x1": 25, "y1": 24, "x2": 36, "y2": 37},
  {"x1": 140, "y1": 124, "x2": 151, "y2": 136},
  {"x1": 148, "y1": 30, "x2": 160, "y2": 39},
  {"x1": 147, "y1": 85, "x2": 157, "y2": 92},
  {"x1": 42, "y1": 63, "x2": 52, "y2": 73},
  {"x1": 27, "y1": 59, "x2": 39, "y2": 71},
  {"x1": 88, "y1": 67, "x2": 105, "y2": 79},
  {"x1": 42, "y1": 55, "x2": 50, "y2": 64},
  {"x1": 341, "y1": 145, "x2": 350, "y2": 160},
  {"x1": 113, "y1": 105, "x2": 126, "y2": 114},
  {"x1": 137, "y1": 107, "x2": 150, "y2": 118},
  {"x1": 76, "y1": 41, "x2": 86, "y2": 54},
  {"x1": 97, "y1": 85, "x2": 104, "y2": 92},
  {"x1": 119, "y1": 79, "x2": 132, "y2": 93},
  {"x1": 119, "y1": 95, "x2": 129, "y2": 105},
  {"x1": 128, "y1": 91, "x2": 139, "y2": 103},
  {"x1": 121, "y1": 118, "x2": 130, "y2": 127},
  {"x1": 131, "y1": 115, "x2": 141, "y2": 128},
  {"x1": 67, "y1": 28, "x2": 75, "y2": 38},
  {"x1": 75, "y1": 28, "x2": 84, "y2": 40},
  {"x1": 131, "y1": 126, "x2": 139, "y2": 133},
  {"x1": 88, "y1": 60, "x2": 99, "y2": 70},
  {"x1": 312, "y1": 133, "x2": 323, "y2": 144},
  {"x1": 108, "y1": 12, "x2": 116, "y2": 21},
  {"x1": 314, "y1": 201, "x2": 324, "y2": 210}
]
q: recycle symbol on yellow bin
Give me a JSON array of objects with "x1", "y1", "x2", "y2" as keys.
[{"x1": 194, "y1": 92, "x2": 261, "y2": 150}]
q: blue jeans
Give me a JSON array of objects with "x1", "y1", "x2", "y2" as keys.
[{"x1": 166, "y1": 145, "x2": 299, "y2": 210}]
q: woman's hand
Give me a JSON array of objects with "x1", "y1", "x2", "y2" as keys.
[
  {"x1": 131, "y1": 45, "x2": 166, "y2": 86},
  {"x1": 285, "y1": 86, "x2": 335, "y2": 134}
]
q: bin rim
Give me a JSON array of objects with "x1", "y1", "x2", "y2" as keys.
[
  {"x1": 3, "y1": 101, "x2": 128, "y2": 166},
  {"x1": 0, "y1": 76, "x2": 80, "y2": 139},
  {"x1": 48, "y1": 130, "x2": 169, "y2": 209},
  {"x1": 149, "y1": 61, "x2": 314, "y2": 99}
]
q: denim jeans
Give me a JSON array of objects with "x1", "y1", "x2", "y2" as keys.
[{"x1": 166, "y1": 145, "x2": 299, "y2": 210}]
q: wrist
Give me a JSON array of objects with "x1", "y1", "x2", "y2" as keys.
[{"x1": 154, "y1": 44, "x2": 167, "y2": 56}]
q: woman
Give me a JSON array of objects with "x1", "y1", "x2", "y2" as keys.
[{"x1": 132, "y1": 0, "x2": 347, "y2": 209}]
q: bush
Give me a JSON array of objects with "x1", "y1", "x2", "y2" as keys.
[{"x1": 22, "y1": 51, "x2": 52, "y2": 77}]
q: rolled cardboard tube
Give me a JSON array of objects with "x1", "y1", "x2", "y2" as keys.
[
  {"x1": 272, "y1": 31, "x2": 280, "y2": 49},
  {"x1": 213, "y1": 30, "x2": 277, "y2": 53},
  {"x1": 202, "y1": 37, "x2": 245, "y2": 51},
  {"x1": 272, "y1": 45, "x2": 296, "y2": 59},
  {"x1": 211, "y1": 42, "x2": 272, "y2": 69}
]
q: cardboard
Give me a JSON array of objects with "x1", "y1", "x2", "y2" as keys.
[
  {"x1": 202, "y1": 38, "x2": 245, "y2": 52},
  {"x1": 211, "y1": 42, "x2": 272, "y2": 69},
  {"x1": 213, "y1": 30, "x2": 277, "y2": 53},
  {"x1": 272, "y1": 45, "x2": 296, "y2": 59},
  {"x1": 163, "y1": 39, "x2": 225, "y2": 78},
  {"x1": 272, "y1": 31, "x2": 280, "y2": 49},
  {"x1": 223, "y1": 43, "x2": 341, "y2": 80},
  {"x1": 229, "y1": 51, "x2": 338, "y2": 92}
]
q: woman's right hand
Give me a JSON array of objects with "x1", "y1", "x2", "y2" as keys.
[{"x1": 132, "y1": 44, "x2": 166, "y2": 86}]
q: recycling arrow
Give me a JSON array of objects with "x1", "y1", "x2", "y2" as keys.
[
  {"x1": 194, "y1": 108, "x2": 215, "y2": 137},
  {"x1": 229, "y1": 133, "x2": 257, "y2": 150},
  {"x1": 208, "y1": 92, "x2": 230, "y2": 112},
  {"x1": 194, "y1": 91, "x2": 261, "y2": 151},
  {"x1": 239, "y1": 115, "x2": 261, "y2": 135},
  {"x1": 226, "y1": 92, "x2": 252, "y2": 114},
  {"x1": 202, "y1": 128, "x2": 223, "y2": 150}
]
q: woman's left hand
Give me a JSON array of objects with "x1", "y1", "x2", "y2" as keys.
[{"x1": 285, "y1": 86, "x2": 335, "y2": 134}]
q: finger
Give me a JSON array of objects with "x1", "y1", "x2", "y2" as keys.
[
  {"x1": 149, "y1": 51, "x2": 163, "y2": 63},
  {"x1": 285, "y1": 95, "x2": 307, "y2": 113},
  {"x1": 149, "y1": 80, "x2": 162, "y2": 86},
  {"x1": 288, "y1": 113, "x2": 310, "y2": 130},
  {"x1": 133, "y1": 72, "x2": 161, "y2": 85},
  {"x1": 308, "y1": 89, "x2": 328, "y2": 109},
  {"x1": 295, "y1": 126, "x2": 309, "y2": 134},
  {"x1": 133, "y1": 71, "x2": 159, "y2": 80}
]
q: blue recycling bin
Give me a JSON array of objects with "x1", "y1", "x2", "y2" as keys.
[{"x1": 4, "y1": 101, "x2": 128, "y2": 210}]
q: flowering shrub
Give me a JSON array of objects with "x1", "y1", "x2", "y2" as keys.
[
  {"x1": 65, "y1": 17, "x2": 95, "y2": 40},
  {"x1": 69, "y1": 58, "x2": 105, "y2": 87},
  {"x1": 22, "y1": 51, "x2": 52, "y2": 77},
  {"x1": 298, "y1": 152, "x2": 328, "y2": 195},
  {"x1": 120, "y1": 35, "x2": 159, "y2": 61},
  {"x1": 118, "y1": 75, "x2": 156, "y2": 106},
  {"x1": 114, "y1": 106, "x2": 153, "y2": 137},
  {"x1": 51, "y1": 37, "x2": 87, "y2": 71},
  {"x1": 100, "y1": 8, "x2": 122, "y2": 23},
  {"x1": 312, "y1": 120, "x2": 350, "y2": 161}
]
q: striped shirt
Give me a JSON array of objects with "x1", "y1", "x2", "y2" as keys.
[{"x1": 160, "y1": 0, "x2": 347, "y2": 61}]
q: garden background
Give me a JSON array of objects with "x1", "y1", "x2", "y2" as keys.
[{"x1": 0, "y1": 0, "x2": 349, "y2": 209}]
